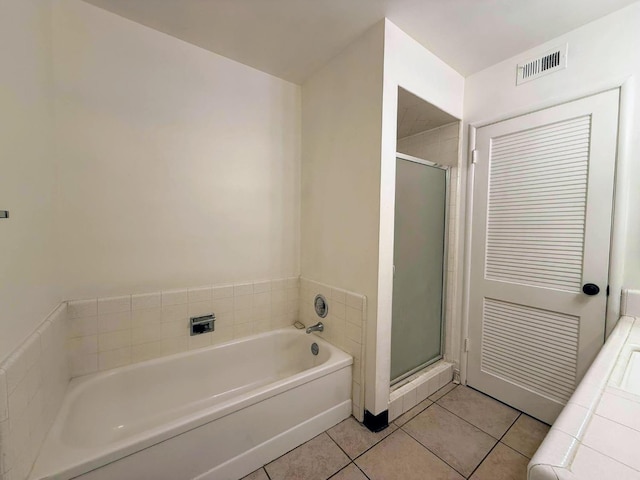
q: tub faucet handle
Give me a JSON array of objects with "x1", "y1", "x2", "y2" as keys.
[{"x1": 306, "y1": 322, "x2": 324, "y2": 334}]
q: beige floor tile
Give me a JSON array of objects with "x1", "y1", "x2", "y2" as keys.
[
  {"x1": 502, "y1": 414, "x2": 550, "y2": 458},
  {"x1": 355, "y1": 430, "x2": 464, "y2": 480},
  {"x1": 327, "y1": 416, "x2": 397, "y2": 459},
  {"x1": 470, "y1": 443, "x2": 528, "y2": 480},
  {"x1": 393, "y1": 398, "x2": 433, "y2": 427},
  {"x1": 265, "y1": 433, "x2": 350, "y2": 480},
  {"x1": 437, "y1": 386, "x2": 519, "y2": 438},
  {"x1": 329, "y1": 463, "x2": 369, "y2": 480},
  {"x1": 241, "y1": 467, "x2": 269, "y2": 480},
  {"x1": 429, "y1": 383, "x2": 458, "y2": 402},
  {"x1": 403, "y1": 404, "x2": 497, "y2": 477}
]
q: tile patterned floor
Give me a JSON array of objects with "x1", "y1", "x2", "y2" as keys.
[{"x1": 242, "y1": 384, "x2": 550, "y2": 480}]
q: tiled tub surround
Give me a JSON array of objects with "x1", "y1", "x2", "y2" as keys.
[
  {"x1": 67, "y1": 277, "x2": 299, "y2": 377},
  {"x1": 0, "y1": 304, "x2": 69, "y2": 480},
  {"x1": 299, "y1": 278, "x2": 367, "y2": 422},
  {"x1": 30, "y1": 329, "x2": 352, "y2": 480},
  {"x1": 529, "y1": 313, "x2": 640, "y2": 480}
]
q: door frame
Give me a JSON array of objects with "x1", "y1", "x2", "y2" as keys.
[
  {"x1": 459, "y1": 78, "x2": 635, "y2": 386},
  {"x1": 391, "y1": 152, "x2": 451, "y2": 385}
]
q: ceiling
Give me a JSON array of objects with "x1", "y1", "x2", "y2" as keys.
[
  {"x1": 83, "y1": 0, "x2": 638, "y2": 84},
  {"x1": 397, "y1": 88, "x2": 458, "y2": 139}
]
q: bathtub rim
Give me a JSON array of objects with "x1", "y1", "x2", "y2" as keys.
[{"x1": 30, "y1": 327, "x2": 352, "y2": 480}]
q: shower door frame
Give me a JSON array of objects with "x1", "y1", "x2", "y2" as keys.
[{"x1": 391, "y1": 152, "x2": 451, "y2": 386}]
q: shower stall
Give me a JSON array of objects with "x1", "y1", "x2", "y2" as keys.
[{"x1": 390, "y1": 153, "x2": 448, "y2": 384}]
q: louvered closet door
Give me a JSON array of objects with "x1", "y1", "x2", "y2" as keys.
[{"x1": 467, "y1": 90, "x2": 619, "y2": 424}]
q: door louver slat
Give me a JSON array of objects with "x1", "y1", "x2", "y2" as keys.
[
  {"x1": 481, "y1": 298, "x2": 579, "y2": 403},
  {"x1": 485, "y1": 115, "x2": 591, "y2": 292}
]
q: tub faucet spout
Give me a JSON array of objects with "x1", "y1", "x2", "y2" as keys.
[{"x1": 306, "y1": 322, "x2": 324, "y2": 334}]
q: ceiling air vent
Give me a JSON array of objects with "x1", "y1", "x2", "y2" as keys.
[{"x1": 516, "y1": 44, "x2": 567, "y2": 85}]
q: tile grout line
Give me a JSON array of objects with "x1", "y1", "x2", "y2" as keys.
[
  {"x1": 431, "y1": 386, "x2": 518, "y2": 441},
  {"x1": 465, "y1": 412, "x2": 523, "y2": 479},
  {"x1": 400, "y1": 386, "x2": 525, "y2": 479},
  {"x1": 395, "y1": 386, "x2": 474, "y2": 478},
  {"x1": 324, "y1": 429, "x2": 359, "y2": 476},
  {"x1": 263, "y1": 466, "x2": 273, "y2": 480},
  {"x1": 399, "y1": 424, "x2": 471, "y2": 478}
]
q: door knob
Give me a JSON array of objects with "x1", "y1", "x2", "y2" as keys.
[{"x1": 582, "y1": 283, "x2": 600, "y2": 296}]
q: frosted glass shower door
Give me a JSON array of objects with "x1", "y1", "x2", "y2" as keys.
[{"x1": 391, "y1": 156, "x2": 447, "y2": 383}]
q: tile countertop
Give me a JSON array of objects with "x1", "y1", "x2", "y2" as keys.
[{"x1": 528, "y1": 315, "x2": 640, "y2": 480}]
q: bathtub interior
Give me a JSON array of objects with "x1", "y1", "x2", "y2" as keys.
[{"x1": 29, "y1": 329, "x2": 352, "y2": 480}]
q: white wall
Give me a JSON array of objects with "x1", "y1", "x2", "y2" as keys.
[
  {"x1": 52, "y1": 0, "x2": 301, "y2": 300},
  {"x1": 0, "y1": 0, "x2": 60, "y2": 361},
  {"x1": 300, "y1": 21, "x2": 385, "y2": 411},
  {"x1": 463, "y1": 2, "x2": 640, "y2": 336}
]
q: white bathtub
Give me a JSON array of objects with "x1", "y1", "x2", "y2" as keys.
[{"x1": 29, "y1": 328, "x2": 353, "y2": 480}]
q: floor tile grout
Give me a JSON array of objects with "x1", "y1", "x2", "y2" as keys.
[
  {"x1": 253, "y1": 383, "x2": 536, "y2": 480},
  {"x1": 465, "y1": 411, "x2": 523, "y2": 479},
  {"x1": 400, "y1": 425, "x2": 472, "y2": 479},
  {"x1": 398, "y1": 385, "x2": 526, "y2": 480}
]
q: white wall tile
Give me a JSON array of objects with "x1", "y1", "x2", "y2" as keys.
[
  {"x1": 388, "y1": 396, "x2": 403, "y2": 421},
  {"x1": 68, "y1": 335, "x2": 98, "y2": 356},
  {"x1": 161, "y1": 289, "x2": 188, "y2": 306},
  {"x1": 132, "y1": 308, "x2": 161, "y2": 327},
  {"x1": 253, "y1": 281, "x2": 272, "y2": 293},
  {"x1": 188, "y1": 287, "x2": 211, "y2": 303},
  {"x1": 131, "y1": 326, "x2": 162, "y2": 346},
  {"x1": 331, "y1": 288, "x2": 346, "y2": 304},
  {"x1": 212, "y1": 285, "x2": 234, "y2": 299},
  {"x1": 234, "y1": 309, "x2": 252, "y2": 325},
  {"x1": 234, "y1": 283, "x2": 253, "y2": 296},
  {"x1": 131, "y1": 293, "x2": 161, "y2": 310},
  {"x1": 97, "y1": 296, "x2": 131, "y2": 315},
  {"x1": 214, "y1": 311, "x2": 233, "y2": 328},
  {"x1": 345, "y1": 322, "x2": 362, "y2": 343},
  {"x1": 3, "y1": 348, "x2": 27, "y2": 393},
  {"x1": 0, "y1": 369, "x2": 7, "y2": 422},
  {"x1": 161, "y1": 304, "x2": 188, "y2": 323},
  {"x1": 402, "y1": 388, "x2": 418, "y2": 412},
  {"x1": 98, "y1": 347, "x2": 131, "y2": 371},
  {"x1": 212, "y1": 326, "x2": 234, "y2": 345},
  {"x1": 212, "y1": 297, "x2": 234, "y2": 314},
  {"x1": 572, "y1": 445, "x2": 640, "y2": 480},
  {"x1": 68, "y1": 299, "x2": 97, "y2": 319},
  {"x1": 98, "y1": 330, "x2": 132, "y2": 352},
  {"x1": 67, "y1": 316, "x2": 97, "y2": 338},
  {"x1": 622, "y1": 289, "x2": 640, "y2": 317},
  {"x1": 161, "y1": 320, "x2": 188, "y2": 339},
  {"x1": 345, "y1": 293, "x2": 363, "y2": 310},
  {"x1": 188, "y1": 333, "x2": 212, "y2": 350},
  {"x1": 188, "y1": 301, "x2": 213, "y2": 317},
  {"x1": 583, "y1": 415, "x2": 640, "y2": 470},
  {"x1": 131, "y1": 342, "x2": 162, "y2": 363},
  {"x1": 233, "y1": 295, "x2": 253, "y2": 310},
  {"x1": 160, "y1": 337, "x2": 188, "y2": 356},
  {"x1": 271, "y1": 289, "x2": 286, "y2": 304},
  {"x1": 97, "y1": 312, "x2": 131, "y2": 334},
  {"x1": 253, "y1": 292, "x2": 271, "y2": 309},
  {"x1": 233, "y1": 323, "x2": 253, "y2": 338}
]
